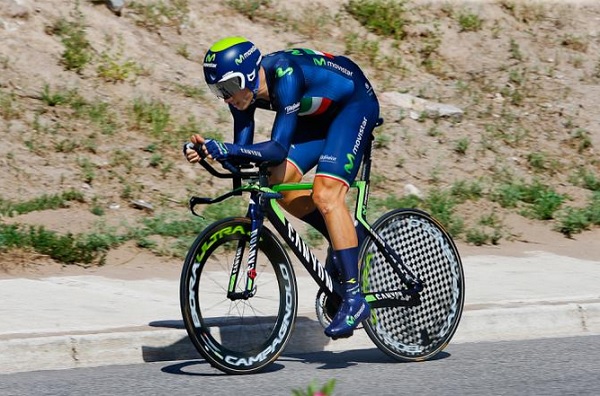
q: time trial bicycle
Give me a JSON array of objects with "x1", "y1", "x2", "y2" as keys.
[{"x1": 180, "y1": 119, "x2": 465, "y2": 374}]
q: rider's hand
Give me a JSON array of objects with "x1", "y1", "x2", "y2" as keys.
[
  {"x1": 183, "y1": 134, "x2": 205, "y2": 163},
  {"x1": 204, "y1": 139, "x2": 235, "y2": 161}
]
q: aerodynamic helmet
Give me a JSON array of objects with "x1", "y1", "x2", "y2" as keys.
[{"x1": 203, "y1": 36, "x2": 262, "y2": 99}]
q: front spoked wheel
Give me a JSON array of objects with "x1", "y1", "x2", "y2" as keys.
[
  {"x1": 360, "y1": 209, "x2": 464, "y2": 362},
  {"x1": 180, "y1": 218, "x2": 298, "y2": 374}
]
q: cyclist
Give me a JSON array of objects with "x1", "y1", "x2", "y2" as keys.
[{"x1": 184, "y1": 36, "x2": 380, "y2": 338}]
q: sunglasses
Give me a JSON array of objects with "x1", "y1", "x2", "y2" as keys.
[{"x1": 208, "y1": 73, "x2": 245, "y2": 100}]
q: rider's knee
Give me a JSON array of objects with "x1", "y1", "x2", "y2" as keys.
[{"x1": 312, "y1": 182, "x2": 346, "y2": 215}]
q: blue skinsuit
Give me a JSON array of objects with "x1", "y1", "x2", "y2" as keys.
[{"x1": 229, "y1": 48, "x2": 380, "y2": 186}]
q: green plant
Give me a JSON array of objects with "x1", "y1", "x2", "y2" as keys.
[
  {"x1": 174, "y1": 83, "x2": 205, "y2": 99},
  {"x1": 0, "y1": 190, "x2": 85, "y2": 217},
  {"x1": 465, "y1": 210, "x2": 504, "y2": 245},
  {"x1": 90, "y1": 203, "x2": 105, "y2": 216},
  {"x1": 149, "y1": 153, "x2": 163, "y2": 168},
  {"x1": 77, "y1": 157, "x2": 96, "y2": 184},
  {"x1": 521, "y1": 183, "x2": 565, "y2": 220},
  {"x1": 499, "y1": 0, "x2": 548, "y2": 23},
  {"x1": 289, "y1": 6, "x2": 334, "y2": 40},
  {"x1": 555, "y1": 192, "x2": 600, "y2": 237},
  {"x1": 201, "y1": 198, "x2": 246, "y2": 222},
  {"x1": 121, "y1": 184, "x2": 134, "y2": 200},
  {"x1": 226, "y1": 0, "x2": 272, "y2": 21},
  {"x1": 555, "y1": 207, "x2": 590, "y2": 237},
  {"x1": 0, "y1": 55, "x2": 8, "y2": 69},
  {"x1": 527, "y1": 151, "x2": 547, "y2": 172},
  {"x1": 424, "y1": 188, "x2": 464, "y2": 237},
  {"x1": 466, "y1": 227, "x2": 489, "y2": 245},
  {"x1": 303, "y1": 227, "x2": 325, "y2": 248},
  {"x1": 492, "y1": 179, "x2": 565, "y2": 220},
  {"x1": 176, "y1": 43, "x2": 190, "y2": 59},
  {"x1": 571, "y1": 168, "x2": 600, "y2": 191},
  {"x1": 292, "y1": 379, "x2": 336, "y2": 396},
  {"x1": 54, "y1": 138, "x2": 79, "y2": 153},
  {"x1": 345, "y1": 0, "x2": 407, "y2": 40},
  {"x1": 130, "y1": 0, "x2": 191, "y2": 32},
  {"x1": 593, "y1": 59, "x2": 600, "y2": 80},
  {"x1": 419, "y1": 25, "x2": 444, "y2": 74},
  {"x1": 0, "y1": 223, "x2": 121, "y2": 266},
  {"x1": 40, "y1": 84, "x2": 71, "y2": 106},
  {"x1": 427, "y1": 126, "x2": 442, "y2": 137},
  {"x1": 587, "y1": 191, "x2": 600, "y2": 225},
  {"x1": 395, "y1": 155, "x2": 405, "y2": 168},
  {"x1": 0, "y1": 90, "x2": 19, "y2": 120},
  {"x1": 110, "y1": 149, "x2": 134, "y2": 172},
  {"x1": 570, "y1": 128, "x2": 592, "y2": 153},
  {"x1": 509, "y1": 38, "x2": 523, "y2": 61},
  {"x1": 560, "y1": 34, "x2": 588, "y2": 53},
  {"x1": 128, "y1": 210, "x2": 213, "y2": 257},
  {"x1": 370, "y1": 173, "x2": 387, "y2": 189},
  {"x1": 86, "y1": 100, "x2": 119, "y2": 135},
  {"x1": 97, "y1": 36, "x2": 143, "y2": 82},
  {"x1": 177, "y1": 117, "x2": 225, "y2": 142},
  {"x1": 132, "y1": 97, "x2": 172, "y2": 138},
  {"x1": 492, "y1": 181, "x2": 522, "y2": 208},
  {"x1": 450, "y1": 179, "x2": 483, "y2": 203},
  {"x1": 343, "y1": 33, "x2": 380, "y2": 68},
  {"x1": 457, "y1": 10, "x2": 483, "y2": 32},
  {"x1": 374, "y1": 133, "x2": 391, "y2": 149},
  {"x1": 49, "y1": 7, "x2": 92, "y2": 73},
  {"x1": 454, "y1": 137, "x2": 470, "y2": 155}
]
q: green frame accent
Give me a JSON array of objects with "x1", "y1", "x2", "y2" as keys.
[{"x1": 269, "y1": 181, "x2": 371, "y2": 228}]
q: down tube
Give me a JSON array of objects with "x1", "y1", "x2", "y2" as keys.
[{"x1": 265, "y1": 198, "x2": 336, "y2": 295}]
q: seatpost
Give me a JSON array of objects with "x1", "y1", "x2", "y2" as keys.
[
  {"x1": 359, "y1": 117, "x2": 383, "y2": 181},
  {"x1": 359, "y1": 135, "x2": 374, "y2": 182},
  {"x1": 258, "y1": 164, "x2": 270, "y2": 187}
]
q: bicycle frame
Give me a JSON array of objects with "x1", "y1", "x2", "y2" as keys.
[{"x1": 189, "y1": 171, "x2": 424, "y2": 308}]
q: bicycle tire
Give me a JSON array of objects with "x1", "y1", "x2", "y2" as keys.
[
  {"x1": 360, "y1": 208, "x2": 464, "y2": 362},
  {"x1": 180, "y1": 218, "x2": 298, "y2": 374}
]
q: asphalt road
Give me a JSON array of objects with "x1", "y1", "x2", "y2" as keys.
[{"x1": 1, "y1": 335, "x2": 599, "y2": 396}]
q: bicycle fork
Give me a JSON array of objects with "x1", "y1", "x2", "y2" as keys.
[{"x1": 226, "y1": 189, "x2": 279, "y2": 301}]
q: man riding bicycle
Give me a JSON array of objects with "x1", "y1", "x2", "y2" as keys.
[{"x1": 184, "y1": 36, "x2": 380, "y2": 338}]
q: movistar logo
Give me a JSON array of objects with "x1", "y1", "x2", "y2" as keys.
[
  {"x1": 205, "y1": 53, "x2": 216, "y2": 62},
  {"x1": 344, "y1": 153, "x2": 355, "y2": 174},
  {"x1": 235, "y1": 54, "x2": 244, "y2": 65},
  {"x1": 276, "y1": 67, "x2": 293, "y2": 77},
  {"x1": 313, "y1": 57, "x2": 326, "y2": 66}
]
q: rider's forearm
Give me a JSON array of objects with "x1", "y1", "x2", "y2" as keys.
[{"x1": 230, "y1": 140, "x2": 287, "y2": 163}]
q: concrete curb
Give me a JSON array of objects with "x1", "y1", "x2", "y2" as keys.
[{"x1": 2, "y1": 301, "x2": 599, "y2": 374}]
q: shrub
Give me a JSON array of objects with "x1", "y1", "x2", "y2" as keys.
[{"x1": 345, "y1": 0, "x2": 408, "y2": 40}]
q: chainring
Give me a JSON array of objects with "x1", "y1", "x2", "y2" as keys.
[{"x1": 315, "y1": 288, "x2": 342, "y2": 329}]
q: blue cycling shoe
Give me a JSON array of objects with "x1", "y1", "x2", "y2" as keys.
[{"x1": 324, "y1": 293, "x2": 370, "y2": 339}]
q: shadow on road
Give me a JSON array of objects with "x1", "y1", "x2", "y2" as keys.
[
  {"x1": 281, "y1": 348, "x2": 451, "y2": 370},
  {"x1": 160, "y1": 360, "x2": 286, "y2": 376},
  {"x1": 144, "y1": 316, "x2": 450, "y2": 374},
  {"x1": 158, "y1": 348, "x2": 451, "y2": 376}
]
